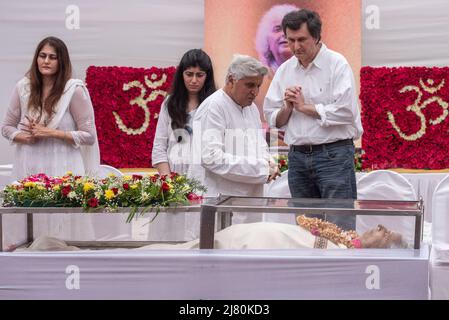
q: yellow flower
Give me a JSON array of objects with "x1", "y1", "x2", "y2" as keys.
[
  {"x1": 37, "y1": 186, "x2": 45, "y2": 191},
  {"x1": 124, "y1": 175, "x2": 132, "y2": 181},
  {"x1": 83, "y1": 182, "x2": 94, "y2": 193},
  {"x1": 130, "y1": 184, "x2": 138, "y2": 189},
  {"x1": 52, "y1": 185, "x2": 61, "y2": 191},
  {"x1": 105, "y1": 189, "x2": 115, "y2": 200},
  {"x1": 24, "y1": 182, "x2": 36, "y2": 188},
  {"x1": 66, "y1": 171, "x2": 73, "y2": 176},
  {"x1": 107, "y1": 173, "x2": 116, "y2": 178}
]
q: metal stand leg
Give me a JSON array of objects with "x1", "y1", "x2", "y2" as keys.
[
  {"x1": 27, "y1": 213, "x2": 33, "y2": 244},
  {"x1": 0, "y1": 214, "x2": 3, "y2": 252},
  {"x1": 414, "y1": 214, "x2": 422, "y2": 250},
  {"x1": 217, "y1": 211, "x2": 232, "y2": 231},
  {"x1": 199, "y1": 205, "x2": 217, "y2": 249}
]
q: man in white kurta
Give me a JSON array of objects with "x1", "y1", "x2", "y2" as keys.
[{"x1": 192, "y1": 55, "x2": 279, "y2": 223}]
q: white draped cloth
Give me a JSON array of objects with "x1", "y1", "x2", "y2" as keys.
[
  {"x1": 430, "y1": 176, "x2": 449, "y2": 299},
  {"x1": 22, "y1": 222, "x2": 345, "y2": 251},
  {"x1": 355, "y1": 170, "x2": 417, "y2": 246}
]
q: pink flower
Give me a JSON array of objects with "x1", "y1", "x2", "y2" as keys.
[
  {"x1": 311, "y1": 228, "x2": 320, "y2": 236},
  {"x1": 187, "y1": 192, "x2": 202, "y2": 201}
]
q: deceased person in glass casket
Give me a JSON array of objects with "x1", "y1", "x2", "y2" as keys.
[{"x1": 19, "y1": 215, "x2": 407, "y2": 251}]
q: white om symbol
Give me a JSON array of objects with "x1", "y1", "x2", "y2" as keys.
[
  {"x1": 387, "y1": 78, "x2": 448, "y2": 141},
  {"x1": 113, "y1": 74, "x2": 168, "y2": 135}
]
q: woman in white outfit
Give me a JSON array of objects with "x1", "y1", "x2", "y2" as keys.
[
  {"x1": 152, "y1": 48, "x2": 216, "y2": 176},
  {"x1": 1, "y1": 36, "x2": 99, "y2": 179},
  {"x1": 150, "y1": 49, "x2": 216, "y2": 241},
  {"x1": 1, "y1": 36, "x2": 100, "y2": 242}
]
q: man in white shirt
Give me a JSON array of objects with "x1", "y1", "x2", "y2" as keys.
[
  {"x1": 193, "y1": 54, "x2": 279, "y2": 223},
  {"x1": 263, "y1": 9, "x2": 363, "y2": 230}
]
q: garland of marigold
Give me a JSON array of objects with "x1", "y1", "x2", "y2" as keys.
[{"x1": 296, "y1": 215, "x2": 359, "y2": 248}]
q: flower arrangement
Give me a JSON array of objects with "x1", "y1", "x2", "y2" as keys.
[
  {"x1": 86, "y1": 66, "x2": 176, "y2": 168},
  {"x1": 273, "y1": 154, "x2": 288, "y2": 173},
  {"x1": 1, "y1": 172, "x2": 206, "y2": 223},
  {"x1": 273, "y1": 151, "x2": 365, "y2": 173},
  {"x1": 354, "y1": 148, "x2": 364, "y2": 172},
  {"x1": 360, "y1": 66, "x2": 449, "y2": 170}
]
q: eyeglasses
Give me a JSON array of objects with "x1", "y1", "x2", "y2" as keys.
[
  {"x1": 183, "y1": 70, "x2": 206, "y2": 79},
  {"x1": 38, "y1": 52, "x2": 58, "y2": 60}
]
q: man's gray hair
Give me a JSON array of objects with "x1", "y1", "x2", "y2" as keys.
[{"x1": 226, "y1": 54, "x2": 268, "y2": 82}]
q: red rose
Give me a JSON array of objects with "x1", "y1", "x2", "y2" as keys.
[
  {"x1": 86, "y1": 65, "x2": 175, "y2": 168},
  {"x1": 161, "y1": 182, "x2": 170, "y2": 192},
  {"x1": 62, "y1": 185, "x2": 71, "y2": 197},
  {"x1": 112, "y1": 187, "x2": 119, "y2": 195},
  {"x1": 88, "y1": 197, "x2": 99, "y2": 208},
  {"x1": 132, "y1": 174, "x2": 143, "y2": 181},
  {"x1": 360, "y1": 66, "x2": 449, "y2": 170},
  {"x1": 123, "y1": 183, "x2": 130, "y2": 190},
  {"x1": 187, "y1": 192, "x2": 201, "y2": 201},
  {"x1": 170, "y1": 172, "x2": 178, "y2": 180}
]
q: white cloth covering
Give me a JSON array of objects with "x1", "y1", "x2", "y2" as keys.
[
  {"x1": 22, "y1": 222, "x2": 344, "y2": 251},
  {"x1": 356, "y1": 170, "x2": 417, "y2": 246},
  {"x1": 430, "y1": 176, "x2": 449, "y2": 299},
  {"x1": 432, "y1": 175, "x2": 449, "y2": 249},
  {"x1": 263, "y1": 43, "x2": 363, "y2": 145}
]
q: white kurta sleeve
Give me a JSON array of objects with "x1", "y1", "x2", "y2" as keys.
[
  {"x1": 263, "y1": 71, "x2": 285, "y2": 129},
  {"x1": 201, "y1": 104, "x2": 269, "y2": 184},
  {"x1": 151, "y1": 99, "x2": 170, "y2": 166},
  {"x1": 315, "y1": 61, "x2": 359, "y2": 127},
  {"x1": 1, "y1": 85, "x2": 22, "y2": 144},
  {"x1": 68, "y1": 87, "x2": 97, "y2": 147}
]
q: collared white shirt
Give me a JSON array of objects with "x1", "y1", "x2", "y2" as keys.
[
  {"x1": 263, "y1": 43, "x2": 363, "y2": 145},
  {"x1": 191, "y1": 89, "x2": 270, "y2": 198}
]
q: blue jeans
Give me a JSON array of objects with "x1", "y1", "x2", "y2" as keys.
[{"x1": 288, "y1": 143, "x2": 357, "y2": 230}]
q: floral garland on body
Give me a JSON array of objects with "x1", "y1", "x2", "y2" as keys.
[
  {"x1": 297, "y1": 215, "x2": 360, "y2": 248},
  {"x1": 1, "y1": 172, "x2": 206, "y2": 223}
]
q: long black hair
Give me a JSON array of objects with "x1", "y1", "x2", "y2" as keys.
[{"x1": 167, "y1": 49, "x2": 216, "y2": 130}]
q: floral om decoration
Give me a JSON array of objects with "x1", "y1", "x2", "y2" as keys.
[
  {"x1": 360, "y1": 67, "x2": 449, "y2": 170},
  {"x1": 86, "y1": 66, "x2": 175, "y2": 168}
]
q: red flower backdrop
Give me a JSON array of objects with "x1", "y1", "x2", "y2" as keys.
[
  {"x1": 86, "y1": 66, "x2": 175, "y2": 168},
  {"x1": 360, "y1": 67, "x2": 449, "y2": 170}
]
